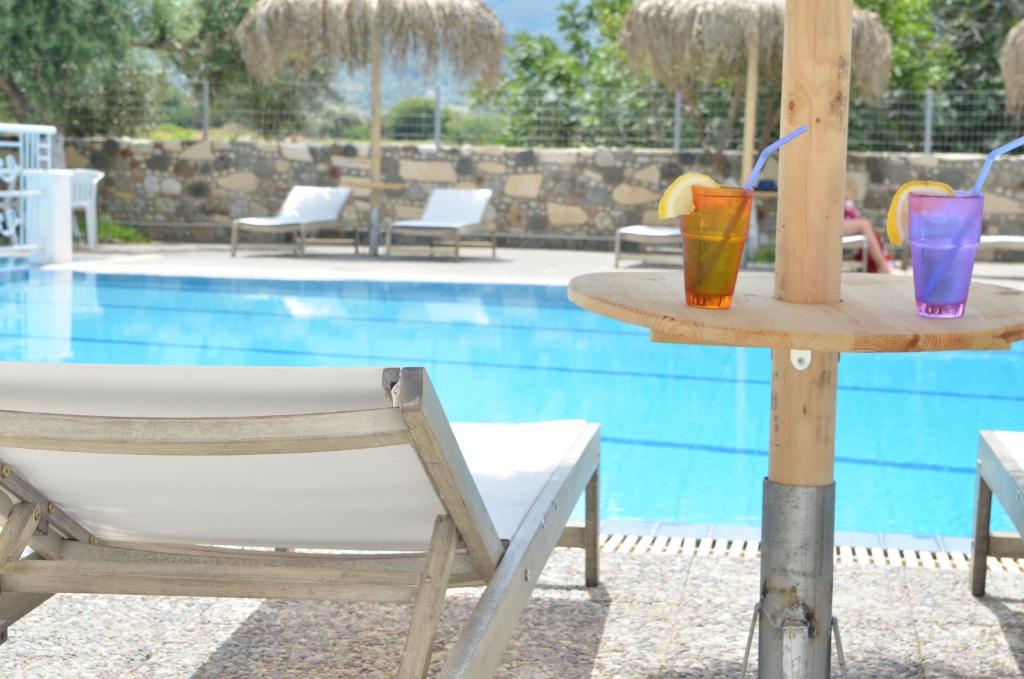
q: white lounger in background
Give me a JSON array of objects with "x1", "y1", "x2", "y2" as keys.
[
  {"x1": 386, "y1": 188, "x2": 495, "y2": 260},
  {"x1": 0, "y1": 363, "x2": 599, "y2": 678},
  {"x1": 613, "y1": 225, "x2": 681, "y2": 268},
  {"x1": 231, "y1": 186, "x2": 353, "y2": 257}
]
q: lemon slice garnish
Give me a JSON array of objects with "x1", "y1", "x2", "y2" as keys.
[
  {"x1": 658, "y1": 172, "x2": 719, "y2": 219},
  {"x1": 885, "y1": 180, "x2": 955, "y2": 245}
]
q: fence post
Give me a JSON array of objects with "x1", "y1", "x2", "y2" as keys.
[
  {"x1": 202, "y1": 80, "x2": 211, "y2": 141},
  {"x1": 434, "y1": 82, "x2": 442, "y2": 150},
  {"x1": 673, "y1": 91, "x2": 682, "y2": 153},
  {"x1": 923, "y1": 89, "x2": 934, "y2": 154}
]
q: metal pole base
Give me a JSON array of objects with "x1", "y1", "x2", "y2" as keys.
[
  {"x1": 368, "y1": 207, "x2": 380, "y2": 257},
  {"x1": 757, "y1": 478, "x2": 836, "y2": 679}
]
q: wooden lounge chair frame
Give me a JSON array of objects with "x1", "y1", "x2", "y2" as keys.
[
  {"x1": 0, "y1": 367, "x2": 599, "y2": 678},
  {"x1": 971, "y1": 430, "x2": 1024, "y2": 596}
]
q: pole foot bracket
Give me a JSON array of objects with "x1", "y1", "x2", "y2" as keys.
[{"x1": 740, "y1": 604, "x2": 849, "y2": 678}]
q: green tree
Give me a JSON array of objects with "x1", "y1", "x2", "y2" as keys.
[
  {"x1": 856, "y1": 0, "x2": 953, "y2": 92},
  {"x1": 935, "y1": 0, "x2": 1024, "y2": 90},
  {"x1": 0, "y1": 0, "x2": 167, "y2": 133},
  {"x1": 485, "y1": 0, "x2": 681, "y2": 149},
  {"x1": 483, "y1": 0, "x2": 740, "y2": 170},
  {"x1": 170, "y1": 0, "x2": 341, "y2": 138}
]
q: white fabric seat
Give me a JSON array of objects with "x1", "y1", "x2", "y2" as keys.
[
  {"x1": 0, "y1": 364, "x2": 587, "y2": 548},
  {"x1": 456, "y1": 420, "x2": 589, "y2": 540},
  {"x1": 979, "y1": 235, "x2": 1024, "y2": 251},
  {"x1": 618, "y1": 225, "x2": 678, "y2": 240},
  {"x1": 386, "y1": 189, "x2": 495, "y2": 259},
  {"x1": 614, "y1": 224, "x2": 681, "y2": 268},
  {"x1": 390, "y1": 220, "x2": 480, "y2": 229},
  {"x1": 234, "y1": 215, "x2": 302, "y2": 228},
  {"x1": 231, "y1": 186, "x2": 353, "y2": 257}
]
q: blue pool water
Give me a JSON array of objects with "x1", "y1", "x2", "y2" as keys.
[{"x1": 1, "y1": 269, "x2": 1019, "y2": 539}]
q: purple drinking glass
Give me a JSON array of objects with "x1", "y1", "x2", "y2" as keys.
[{"x1": 908, "y1": 192, "x2": 983, "y2": 319}]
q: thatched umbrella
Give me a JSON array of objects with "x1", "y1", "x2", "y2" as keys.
[
  {"x1": 621, "y1": 0, "x2": 891, "y2": 181},
  {"x1": 1001, "y1": 18, "x2": 1024, "y2": 119},
  {"x1": 236, "y1": 0, "x2": 504, "y2": 255}
]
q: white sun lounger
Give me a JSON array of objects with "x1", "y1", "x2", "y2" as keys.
[
  {"x1": 971, "y1": 431, "x2": 1024, "y2": 596},
  {"x1": 386, "y1": 189, "x2": 495, "y2": 260},
  {"x1": 0, "y1": 363, "x2": 599, "y2": 677},
  {"x1": 231, "y1": 186, "x2": 353, "y2": 257},
  {"x1": 613, "y1": 225, "x2": 681, "y2": 268}
]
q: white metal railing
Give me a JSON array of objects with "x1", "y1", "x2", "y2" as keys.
[{"x1": 0, "y1": 122, "x2": 56, "y2": 248}]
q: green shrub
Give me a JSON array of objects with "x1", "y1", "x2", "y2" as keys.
[
  {"x1": 147, "y1": 123, "x2": 200, "y2": 142},
  {"x1": 445, "y1": 112, "x2": 508, "y2": 145},
  {"x1": 98, "y1": 218, "x2": 148, "y2": 243},
  {"x1": 313, "y1": 104, "x2": 367, "y2": 139},
  {"x1": 384, "y1": 97, "x2": 450, "y2": 140}
]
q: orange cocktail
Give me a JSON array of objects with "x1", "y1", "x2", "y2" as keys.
[{"x1": 681, "y1": 186, "x2": 752, "y2": 309}]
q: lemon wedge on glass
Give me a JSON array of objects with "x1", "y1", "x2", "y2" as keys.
[
  {"x1": 658, "y1": 172, "x2": 719, "y2": 219},
  {"x1": 885, "y1": 180, "x2": 955, "y2": 245}
]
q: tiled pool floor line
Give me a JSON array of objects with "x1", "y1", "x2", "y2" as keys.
[{"x1": 5, "y1": 543, "x2": 1023, "y2": 678}]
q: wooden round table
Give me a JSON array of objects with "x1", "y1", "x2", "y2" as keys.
[
  {"x1": 569, "y1": 272, "x2": 1024, "y2": 353},
  {"x1": 568, "y1": 270, "x2": 1024, "y2": 675}
]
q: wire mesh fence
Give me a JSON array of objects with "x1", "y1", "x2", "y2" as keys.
[{"x1": 61, "y1": 79, "x2": 1024, "y2": 154}]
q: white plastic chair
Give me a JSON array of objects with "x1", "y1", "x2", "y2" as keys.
[
  {"x1": 231, "y1": 186, "x2": 353, "y2": 257},
  {"x1": 71, "y1": 170, "x2": 104, "y2": 249},
  {"x1": 386, "y1": 188, "x2": 495, "y2": 260}
]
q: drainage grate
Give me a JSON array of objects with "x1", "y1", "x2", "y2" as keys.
[{"x1": 596, "y1": 533, "x2": 1024, "y2": 573}]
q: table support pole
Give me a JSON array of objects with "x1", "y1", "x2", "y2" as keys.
[
  {"x1": 758, "y1": 0, "x2": 851, "y2": 671},
  {"x1": 759, "y1": 479, "x2": 836, "y2": 677},
  {"x1": 758, "y1": 349, "x2": 840, "y2": 678}
]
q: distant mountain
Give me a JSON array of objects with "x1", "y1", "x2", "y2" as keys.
[{"x1": 334, "y1": 2, "x2": 561, "y2": 113}]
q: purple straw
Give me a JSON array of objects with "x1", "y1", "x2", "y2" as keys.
[
  {"x1": 971, "y1": 134, "x2": 1024, "y2": 195},
  {"x1": 743, "y1": 125, "x2": 808, "y2": 191}
]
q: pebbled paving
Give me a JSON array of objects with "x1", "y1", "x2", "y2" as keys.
[{"x1": 3, "y1": 548, "x2": 1022, "y2": 678}]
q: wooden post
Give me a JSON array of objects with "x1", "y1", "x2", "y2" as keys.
[
  {"x1": 770, "y1": 0, "x2": 852, "y2": 486},
  {"x1": 759, "y1": 1, "x2": 852, "y2": 675},
  {"x1": 740, "y1": 34, "x2": 759, "y2": 185},
  {"x1": 369, "y1": 20, "x2": 383, "y2": 256},
  {"x1": 774, "y1": 0, "x2": 851, "y2": 306}
]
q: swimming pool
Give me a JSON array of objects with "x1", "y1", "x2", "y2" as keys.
[{"x1": 1, "y1": 269, "x2": 1019, "y2": 541}]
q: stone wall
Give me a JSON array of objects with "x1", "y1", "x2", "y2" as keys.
[{"x1": 66, "y1": 138, "x2": 1024, "y2": 245}]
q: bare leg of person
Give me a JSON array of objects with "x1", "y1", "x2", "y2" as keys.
[{"x1": 842, "y1": 219, "x2": 892, "y2": 274}]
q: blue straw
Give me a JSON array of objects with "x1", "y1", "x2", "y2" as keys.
[
  {"x1": 971, "y1": 134, "x2": 1024, "y2": 195},
  {"x1": 743, "y1": 125, "x2": 808, "y2": 191}
]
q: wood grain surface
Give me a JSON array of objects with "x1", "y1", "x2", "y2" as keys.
[{"x1": 568, "y1": 271, "x2": 1024, "y2": 353}]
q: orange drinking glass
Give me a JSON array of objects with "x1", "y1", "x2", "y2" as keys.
[{"x1": 681, "y1": 186, "x2": 753, "y2": 309}]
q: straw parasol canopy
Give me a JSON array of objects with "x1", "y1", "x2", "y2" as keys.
[
  {"x1": 1000, "y1": 18, "x2": 1024, "y2": 119},
  {"x1": 236, "y1": 0, "x2": 505, "y2": 255},
  {"x1": 620, "y1": 0, "x2": 891, "y2": 179},
  {"x1": 620, "y1": 0, "x2": 891, "y2": 100}
]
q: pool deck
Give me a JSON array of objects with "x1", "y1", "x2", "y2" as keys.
[
  {"x1": 50, "y1": 242, "x2": 1024, "y2": 290},
  {"x1": 5, "y1": 541, "x2": 1024, "y2": 678},
  {"x1": 11, "y1": 243, "x2": 1023, "y2": 677}
]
